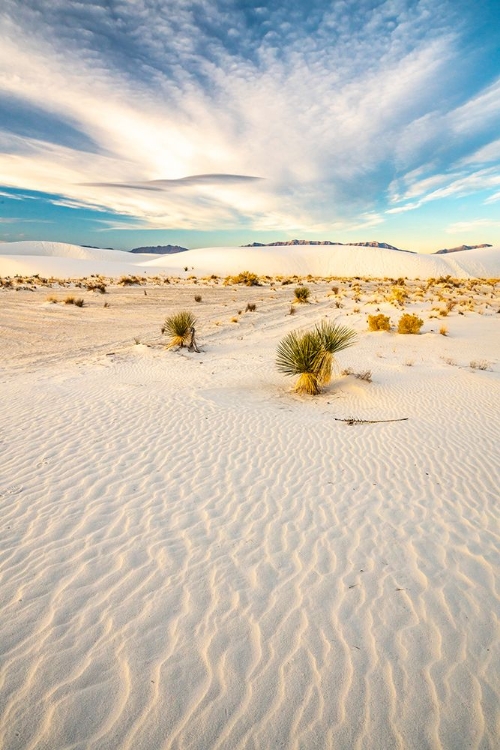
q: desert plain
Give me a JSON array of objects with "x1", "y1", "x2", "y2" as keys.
[{"x1": 0, "y1": 242, "x2": 499, "y2": 749}]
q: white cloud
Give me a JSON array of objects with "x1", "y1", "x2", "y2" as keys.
[
  {"x1": 446, "y1": 219, "x2": 500, "y2": 233},
  {"x1": 0, "y1": 1, "x2": 499, "y2": 232}
]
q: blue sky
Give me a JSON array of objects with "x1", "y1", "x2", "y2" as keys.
[{"x1": 0, "y1": 0, "x2": 499, "y2": 252}]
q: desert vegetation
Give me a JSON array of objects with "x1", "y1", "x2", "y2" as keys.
[
  {"x1": 367, "y1": 314, "x2": 391, "y2": 331},
  {"x1": 161, "y1": 311, "x2": 198, "y2": 350},
  {"x1": 276, "y1": 321, "x2": 356, "y2": 394},
  {"x1": 398, "y1": 313, "x2": 424, "y2": 334},
  {"x1": 294, "y1": 286, "x2": 311, "y2": 303}
]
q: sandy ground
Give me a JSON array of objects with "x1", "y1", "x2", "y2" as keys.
[{"x1": 1, "y1": 278, "x2": 499, "y2": 749}]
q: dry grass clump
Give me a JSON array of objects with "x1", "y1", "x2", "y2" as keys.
[
  {"x1": 119, "y1": 275, "x2": 143, "y2": 286},
  {"x1": 225, "y1": 271, "x2": 261, "y2": 286},
  {"x1": 45, "y1": 294, "x2": 58, "y2": 303},
  {"x1": 439, "y1": 325, "x2": 448, "y2": 336},
  {"x1": 276, "y1": 321, "x2": 356, "y2": 394},
  {"x1": 64, "y1": 296, "x2": 76, "y2": 304},
  {"x1": 367, "y1": 313, "x2": 391, "y2": 331},
  {"x1": 245, "y1": 302, "x2": 257, "y2": 312},
  {"x1": 398, "y1": 313, "x2": 423, "y2": 334},
  {"x1": 342, "y1": 367, "x2": 372, "y2": 382},
  {"x1": 161, "y1": 311, "x2": 196, "y2": 349},
  {"x1": 389, "y1": 286, "x2": 408, "y2": 305},
  {"x1": 74, "y1": 298, "x2": 85, "y2": 307},
  {"x1": 86, "y1": 280, "x2": 106, "y2": 293},
  {"x1": 294, "y1": 286, "x2": 310, "y2": 303},
  {"x1": 470, "y1": 360, "x2": 490, "y2": 371}
]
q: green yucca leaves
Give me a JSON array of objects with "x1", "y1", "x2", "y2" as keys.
[
  {"x1": 276, "y1": 321, "x2": 356, "y2": 394},
  {"x1": 162, "y1": 311, "x2": 196, "y2": 348}
]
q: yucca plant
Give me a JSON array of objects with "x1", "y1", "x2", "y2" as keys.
[
  {"x1": 276, "y1": 321, "x2": 356, "y2": 394},
  {"x1": 294, "y1": 286, "x2": 310, "y2": 303},
  {"x1": 313, "y1": 320, "x2": 357, "y2": 386},
  {"x1": 162, "y1": 311, "x2": 196, "y2": 349},
  {"x1": 276, "y1": 330, "x2": 323, "y2": 394}
]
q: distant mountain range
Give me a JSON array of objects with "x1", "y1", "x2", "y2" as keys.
[
  {"x1": 434, "y1": 244, "x2": 492, "y2": 254},
  {"x1": 242, "y1": 240, "x2": 412, "y2": 252},
  {"x1": 129, "y1": 244, "x2": 188, "y2": 254},
  {"x1": 126, "y1": 240, "x2": 493, "y2": 255}
]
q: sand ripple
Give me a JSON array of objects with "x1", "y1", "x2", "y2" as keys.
[{"x1": 1, "y1": 348, "x2": 499, "y2": 749}]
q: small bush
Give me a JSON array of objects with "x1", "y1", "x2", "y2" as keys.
[
  {"x1": 64, "y1": 296, "x2": 75, "y2": 305},
  {"x1": 368, "y1": 314, "x2": 391, "y2": 331},
  {"x1": 439, "y1": 326, "x2": 448, "y2": 336},
  {"x1": 194, "y1": 295, "x2": 202, "y2": 302},
  {"x1": 46, "y1": 295, "x2": 58, "y2": 303},
  {"x1": 74, "y1": 298, "x2": 85, "y2": 307},
  {"x1": 86, "y1": 281, "x2": 106, "y2": 293},
  {"x1": 470, "y1": 360, "x2": 489, "y2": 371},
  {"x1": 225, "y1": 271, "x2": 260, "y2": 286},
  {"x1": 294, "y1": 286, "x2": 310, "y2": 303},
  {"x1": 162, "y1": 311, "x2": 196, "y2": 349},
  {"x1": 398, "y1": 313, "x2": 423, "y2": 334},
  {"x1": 245, "y1": 302, "x2": 256, "y2": 312}
]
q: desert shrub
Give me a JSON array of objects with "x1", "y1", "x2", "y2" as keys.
[
  {"x1": 294, "y1": 286, "x2": 310, "y2": 303},
  {"x1": 86, "y1": 281, "x2": 106, "y2": 293},
  {"x1": 331, "y1": 285, "x2": 339, "y2": 294},
  {"x1": 245, "y1": 302, "x2": 256, "y2": 312},
  {"x1": 74, "y1": 298, "x2": 85, "y2": 307},
  {"x1": 398, "y1": 313, "x2": 423, "y2": 334},
  {"x1": 470, "y1": 360, "x2": 489, "y2": 371},
  {"x1": 368, "y1": 313, "x2": 391, "y2": 331},
  {"x1": 64, "y1": 296, "x2": 75, "y2": 305},
  {"x1": 276, "y1": 321, "x2": 356, "y2": 394},
  {"x1": 194, "y1": 294, "x2": 202, "y2": 302},
  {"x1": 225, "y1": 271, "x2": 260, "y2": 286},
  {"x1": 389, "y1": 286, "x2": 407, "y2": 305},
  {"x1": 161, "y1": 311, "x2": 196, "y2": 349},
  {"x1": 439, "y1": 326, "x2": 448, "y2": 336}
]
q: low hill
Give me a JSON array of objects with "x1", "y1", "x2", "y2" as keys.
[{"x1": 435, "y1": 244, "x2": 492, "y2": 254}]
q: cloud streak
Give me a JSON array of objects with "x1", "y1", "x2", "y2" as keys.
[{"x1": 0, "y1": 1, "x2": 499, "y2": 235}]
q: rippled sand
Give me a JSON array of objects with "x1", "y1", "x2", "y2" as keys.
[{"x1": 1, "y1": 280, "x2": 499, "y2": 749}]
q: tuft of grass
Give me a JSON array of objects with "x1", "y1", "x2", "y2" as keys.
[
  {"x1": 342, "y1": 368, "x2": 372, "y2": 382},
  {"x1": 294, "y1": 286, "x2": 310, "y2": 303},
  {"x1": 289, "y1": 305, "x2": 296, "y2": 315},
  {"x1": 439, "y1": 325, "x2": 448, "y2": 336},
  {"x1": 367, "y1": 313, "x2": 391, "y2": 331},
  {"x1": 74, "y1": 298, "x2": 85, "y2": 307},
  {"x1": 245, "y1": 302, "x2": 257, "y2": 312},
  {"x1": 46, "y1": 294, "x2": 58, "y2": 303},
  {"x1": 162, "y1": 310, "x2": 196, "y2": 348},
  {"x1": 398, "y1": 313, "x2": 423, "y2": 334},
  {"x1": 64, "y1": 296, "x2": 75, "y2": 304},
  {"x1": 470, "y1": 360, "x2": 490, "y2": 371},
  {"x1": 276, "y1": 321, "x2": 356, "y2": 394}
]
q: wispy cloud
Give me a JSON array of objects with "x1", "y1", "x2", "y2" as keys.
[{"x1": 0, "y1": 1, "x2": 499, "y2": 233}]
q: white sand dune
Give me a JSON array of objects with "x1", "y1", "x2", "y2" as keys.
[
  {"x1": 1, "y1": 240, "x2": 499, "y2": 279},
  {"x1": 1, "y1": 270, "x2": 499, "y2": 748}
]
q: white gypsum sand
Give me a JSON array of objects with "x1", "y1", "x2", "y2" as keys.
[{"x1": 0, "y1": 245, "x2": 499, "y2": 749}]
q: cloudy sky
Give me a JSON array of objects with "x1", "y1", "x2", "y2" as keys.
[{"x1": 1, "y1": 0, "x2": 499, "y2": 251}]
